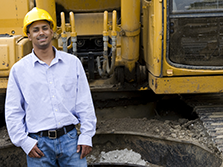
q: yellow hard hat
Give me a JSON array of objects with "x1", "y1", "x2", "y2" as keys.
[{"x1": 23, "y1": 7, "x2": 56, "y2": 36}]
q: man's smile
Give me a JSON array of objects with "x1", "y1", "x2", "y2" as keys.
[{"x1": 37, "y1": 36, "x2": 48, "y2": 42}]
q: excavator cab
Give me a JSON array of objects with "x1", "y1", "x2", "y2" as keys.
[
  {"x1": 144, "y1": 0, "x2": 223, "y2": 94},
  {"x1": 170, "y1": 0, "x2": 223, "y2": 67}
]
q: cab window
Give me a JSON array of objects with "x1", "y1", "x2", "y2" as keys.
[{"x1": 172, "y1": 0, "x2": 223, "y2": 13}]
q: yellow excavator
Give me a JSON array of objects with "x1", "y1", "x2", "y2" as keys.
[{"x1": 1, "y1": 0, "x2": 223, "y2": 166}]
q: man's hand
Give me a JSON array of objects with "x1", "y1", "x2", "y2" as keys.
[
  {"x1": 28, "y1": 144, "x2": 44, "y2": 158},
  {"x1": 77, "y1": 145, "x2": 92, "y2": 159}
]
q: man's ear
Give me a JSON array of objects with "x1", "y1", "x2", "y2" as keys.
[
  {"x1": 27, "y1": 33, "x2": 32, "y2": 41},
  {"x1": 50, "y1": 29, "x2": 54, "y2": 39}
]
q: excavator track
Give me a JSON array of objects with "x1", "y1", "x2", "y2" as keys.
[{"x1": 195, "y1": 106, "x2": 223, "y2": 154}]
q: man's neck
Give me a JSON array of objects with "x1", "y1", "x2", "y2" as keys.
[{"x1": 34, "y1": 46, "x2": 55, "y2": 66}]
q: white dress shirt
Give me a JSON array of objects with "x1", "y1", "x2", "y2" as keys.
[{"x1": 5, "y1": 47, "x2": 97, "y2": 155}]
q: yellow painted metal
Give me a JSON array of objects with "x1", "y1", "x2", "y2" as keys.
[
  {"x1": 0, "y1": 36, "x2": 31, "y2": 90},
  {"x1": 35, "y1": 0, "x2": 57, "y2": 31},
  {"x1": 0, "y1": 45, "x2": 9, "y2": 70},
  {"x1": 149, "y1": 73, "x2": 223, "y2": 94},
  {"x1": 60, "y1": 12, "x2": 67, "y2": 38},
  {"x1": 57, "y1": 12, "x2": 112, "y2": 36},
  {"x1": 142, "y1": 0, "x2": 163, "y2": 77},
  {"x1": 0, "y1": 0, "x2": 29, "y2": 35},
  {"x1": 0, "y1": 37, "x2": 16, "y2": 76},
  {"x1": 111, "y1": 11, "x2": 117, "y2": 37},
  {"x1": 103, "y1": 11, "x2": 109, "y2": 36},
  {"x1": 0, "y1": 35, "x2": 31, "y2": 77},
  {"x1": 146, "y1": 0, "x2": 223, "y2": 94},
  {"x1": 0, "y1": 78, "x2": 8, "y2": 93},
  {"x1": 163, "y1": 62, "x2": 223, "y2": 76},
  {"x1": 57, "y1": 12, "x2": 112, "y2": 50},
  {"x1": 58, "y1": 12, "x2": 74, "y2": 51},
  {"x1": 121, "y1": 0, "x2": 140, "y2": 72},
  {"x1": 55, "y1": 0, "x2": 120, "y2": 12},
  {"x1": 74, "y1": 13, "x2": 110, "y2": 36},
  {"x1": 161, "y1": 0, "x2": 223, "y2": 77},
  {"x1": 16, "y1": 37, "x2": 32, "y2": 62},
  {"x1": 69, "y1": 12, "x2": 77, "y2": 37}
]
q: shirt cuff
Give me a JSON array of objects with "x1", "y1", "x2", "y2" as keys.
[
  {"x1": 77, "y1": 134, "x2": 92, "y2": 147},
  {"x1": 20, "y1": 136, "x2": 38, "y2": 155}
]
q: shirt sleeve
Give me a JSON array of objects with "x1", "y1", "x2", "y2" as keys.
[
  {"x1": 5, "y1": 66, "x2": 37, "y2": 155},
  {"x1": 74, "y1": 59, "x2": 97, "y2": 147}
]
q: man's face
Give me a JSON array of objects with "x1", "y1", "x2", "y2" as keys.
[{"x1": 27, "y1": 20, "x2": 53, "y2": 50}]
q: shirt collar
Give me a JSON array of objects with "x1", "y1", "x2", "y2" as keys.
[{"x1": 31, "y1": 46, "x2": 63, "y2": 67}]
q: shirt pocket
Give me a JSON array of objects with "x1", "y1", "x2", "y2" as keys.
[{"x1": 61, "y1": 77, "x2": 76, "y2": 98}]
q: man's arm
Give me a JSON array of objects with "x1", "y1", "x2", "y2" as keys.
[
  {"x1": 5, "y1": 66, "x2": 37, "y2": 155},
  {"x1": 74, "y1": 59, "x2": 97, "y2": 158}
]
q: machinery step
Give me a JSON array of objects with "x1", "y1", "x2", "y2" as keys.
[{"x1": 195, "y1": 106, "x2": 223, "y2": 154}]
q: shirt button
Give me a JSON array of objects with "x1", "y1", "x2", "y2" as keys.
[
  {"x1": 59, "y1": 122, "x2": 61, "y2": 125},
  {"x1": 52, "y1": 95, "x2": 55, "y2": 98},
  {"x1": 50, "y1": 82, "x2": 52, "y2": 84},
  {"x1": 55, "y1": 109, "x2": 57, "y2": 111}
]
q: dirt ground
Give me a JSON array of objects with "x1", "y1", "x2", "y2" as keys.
[
  {"x1": 1, "y1": 100, "x2": 222, "y2": 166},
  {"x1": 88, "y1": 99, "x2": 223, "y2": 166},
  {"x1": 96, "y1": 117, "x2": 220, "y2": 155},
  {"x1": 0, "y1": 126, "x2": 10, "y2": 148}
]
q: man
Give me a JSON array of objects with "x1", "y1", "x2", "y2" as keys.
[{"x1": 5, "y1": 7, "x2": 97, "y2": 167}]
